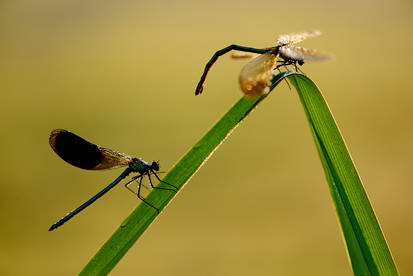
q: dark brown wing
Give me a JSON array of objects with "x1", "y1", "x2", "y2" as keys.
[{"x1": 49, "y1": 129, "x2": 132, "y2": 170}]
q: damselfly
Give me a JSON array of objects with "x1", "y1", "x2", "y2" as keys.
[
  {"x1": 195, "y1": 31, "x2": 333, "y2": 96},
  {"x1": 48, "y1": 129, "x2": 176, "y2": 231}
]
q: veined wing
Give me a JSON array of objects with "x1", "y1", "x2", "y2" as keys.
[
  {"x1": 279, "y1": 45, "x2": 333, "y2": 62},
  {"x1": 94, "y1": 147, "x2": 133, "y2": 170},
  {"x1": 49, "y1": 129, "x2": 133, "y2": 170},
  {"x1": 277, "y1": 30, "x2": 321, "y2": 45},
  {"x1": 231, "y1": 51, "x2": 261, "y2": 59},
  {"x1": 238, "y1": 52, "x2": 278, "y2": 97}
]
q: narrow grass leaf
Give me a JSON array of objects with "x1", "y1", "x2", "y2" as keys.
[{"x1": 288, "y1": 74, "x2": 398, "y2": 275}]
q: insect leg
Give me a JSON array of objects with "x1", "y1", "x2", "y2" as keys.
[
  {"x1": 275, "y1": 59, "x2": 293, "y2": 71},
  {"x1": 136, "y1": 174, "x2": 160, "y2": 213},
  {"x1": 195, "y1": 45, "x2": 269, "y2": 95},
  {"x1": 295, "y1": 63, "x2": 306, "y2": 74},
  {"x1": 148, "y1": 172, "x2": 177, "y2": 192},
  {"x1": 124, "y1": 174, "x2": 143, "y2": 195},
  {"x1": 150, "y1": 170, "x2": 178, "y2": 191},
  {"x1": 274, "y1": 60, "x2": 293, "y2": 89}
]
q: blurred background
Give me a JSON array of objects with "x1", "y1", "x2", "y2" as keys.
[{"x1": 1, "y1": 0, "x2": 412, "y2": 275}]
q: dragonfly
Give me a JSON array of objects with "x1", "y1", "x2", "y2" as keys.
[
  {"x1": 195, "y1": 30, "x2": 333, "y2": 97},
  {"x1": 48, "y1": 129, "x2": 176, "y2": 231}
]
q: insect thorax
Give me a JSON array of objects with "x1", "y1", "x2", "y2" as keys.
[
  {"x1": 129, "y1": 158, "x2": 150, "y2": 173},
  {"x1": 278, "y1": 49, "x2": 304, "y2": 64}
]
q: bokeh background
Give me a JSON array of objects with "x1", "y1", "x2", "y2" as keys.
[{"x1": 1, "y1": 0, "x2": 412, "y2": 275}]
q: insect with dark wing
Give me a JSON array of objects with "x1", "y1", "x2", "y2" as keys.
[
  {"x1": 48, "y1": 129, "x2": 177, "y2": 231},
  {"x1": 195, "y1": 31, "x2": 333, "y2": 97}
]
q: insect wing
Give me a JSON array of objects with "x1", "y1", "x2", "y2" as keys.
[
  {"x1": 238, "y1": 52, "x2": 277, "y2": 97},
  {"x1": 231, "y1": 51, "x2": 261, "y2": 59},
  {"x1": 94, "y1": 147, "x2": 133, "y2": 170},
  {"x1": 49, "y1": 129, "x2": 132, "y2": 170},
  {"x1": 277, "y1": 30, "x2": 321, "y2": 45},
  {"x1": 279, "y1": 45, "x2": 333, "y2": 63}
]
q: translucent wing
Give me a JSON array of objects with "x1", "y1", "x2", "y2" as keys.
[
  {"x1": 231, "y1": 51, "x2": 261, "y2": 59},
  {"x1": 279, "y1": 45, "x2": 334, "y2": 63},
  {"x1": 277, "y1": 30, "x2": 321, "y2": 45},
  {"x1": 94, "y1": 147, "x2": 133, "y2": 170},
  {"x1": 49, "y1": 129, "x2": 132, "y2": 170},
  {"x1": 238, "y1": 52, "x2": 278, "y2": 97}
]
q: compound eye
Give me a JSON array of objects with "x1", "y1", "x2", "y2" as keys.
[{"x1": 151, "y1": 161, "x2": 160, "y2": 171}]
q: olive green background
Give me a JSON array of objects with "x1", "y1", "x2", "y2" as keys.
[{"x1": 1, "y1": 0, "x2": 412, "y2": 275}]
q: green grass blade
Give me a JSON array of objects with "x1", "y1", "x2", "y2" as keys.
[
  {"x1": 80, "y1": 71, "x2": 293, "y2": 275},
  {"x1": 288, "y1": 74, "x2": 398, "y2": 275}
]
